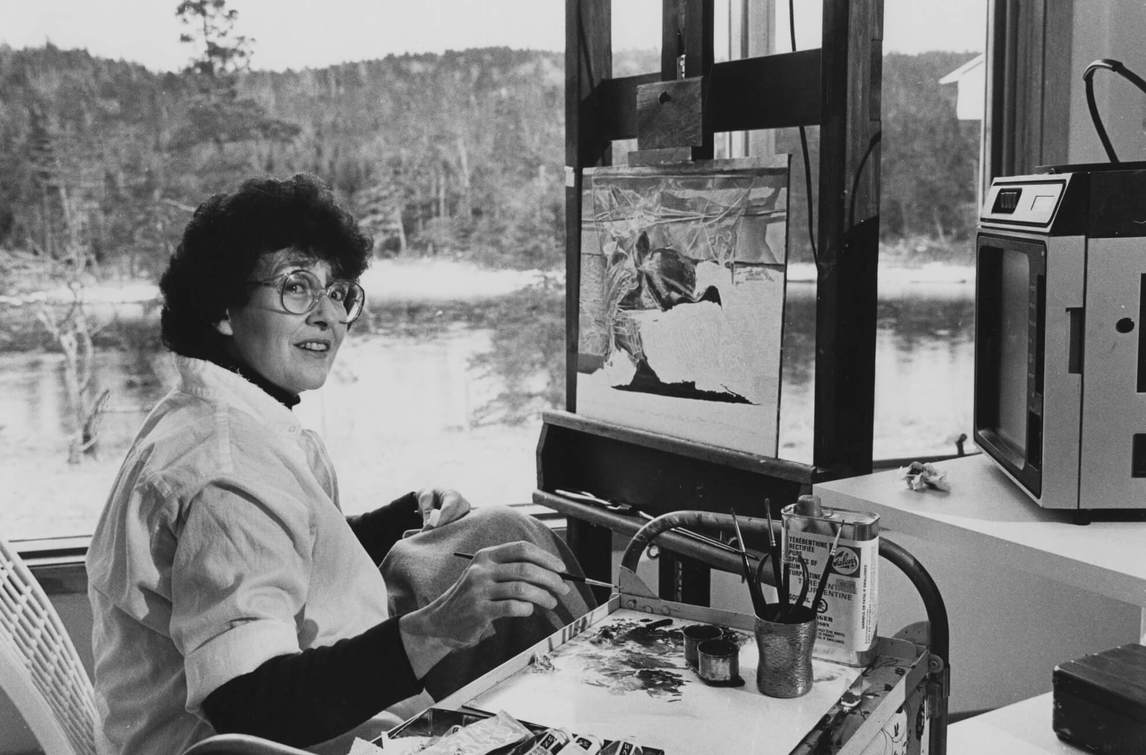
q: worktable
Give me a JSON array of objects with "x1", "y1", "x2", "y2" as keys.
[
  {"x1": 946, "y1": 694, "x2": 1083, "y2": 754},
  {"x1": 813, "y1": 453, "x2": 1146, "y2": 632},
  {"x1": 813, "y1": 452, "x2": 1146, "y2": 752},
  {"x1": 379, "y1": 598, "x2": 930, "y2": 754}
]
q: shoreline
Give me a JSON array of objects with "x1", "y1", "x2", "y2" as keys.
[{"x1": 0, "y1": 257, "x2": 975, "y2": 308}]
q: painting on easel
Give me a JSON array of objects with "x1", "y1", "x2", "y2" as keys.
[{"x1": 576, "y1": 157, "x2": 789, "y2": 457}]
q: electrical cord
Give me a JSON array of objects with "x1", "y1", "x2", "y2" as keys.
[
  {"x1": 789, "y1": 0, "x2": 818, "y2": 268},
  {"x1": 1083, "y1": 58, "x2": 1146, "y2": 164}
]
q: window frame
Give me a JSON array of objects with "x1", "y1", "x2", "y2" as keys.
[{"x1": 983, "y1": 0, "x2": 1073, "y2": 189}]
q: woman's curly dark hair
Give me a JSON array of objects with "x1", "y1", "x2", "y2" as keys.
[{"x1": 159, "y1": 174, "x2": 372, "y2": 361}]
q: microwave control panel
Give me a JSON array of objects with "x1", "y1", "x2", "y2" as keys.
[{"x1": 980, "y1": 177, "x2": 1068, "y2": 229}]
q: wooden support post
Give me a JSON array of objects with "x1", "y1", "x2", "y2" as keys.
[
  {"x1": 661, "y1": 0, "x2": 715, "y2": 160},
  {"x1": 812, "y1": 0, "x2": 883, "y2": 479},
  {"x1": 564, "y1": 517, "x2": 615, "y2": 593},
  {"x1": 564, "y1": 0, "x2": 614, "y2": 582},
  {"x1": 565, "y1": 0, "x2": 612, "y2": 414}
]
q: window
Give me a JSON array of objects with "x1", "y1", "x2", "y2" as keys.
[
  {"x1": 710, "y1": 0, "x2": 988, "y2": 463},
  {"x1": 0, "y1": 2, "x2": 591, "y2": 541},
  {"x1": 870, "y1": 0, "x2": 986, "y2": 462},
  {"x1": 3, "y1": 1, "x2": 1134, "y2": 543}
]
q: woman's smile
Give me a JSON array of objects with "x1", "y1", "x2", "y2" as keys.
[{"x1": 295, "y1": 338, "x2": 332, "y2": 353}]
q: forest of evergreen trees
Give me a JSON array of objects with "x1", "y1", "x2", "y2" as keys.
[{"x1": 0, "y1": 42, "x2": 980, "y2": 287}]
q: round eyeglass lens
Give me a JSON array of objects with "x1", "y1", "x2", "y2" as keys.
[
  {"x1": 332, "y1": 281, "x2": 365, "y2": 323},
  {"x1": 279, "y1": 270, "x2": 364, "y2": 323},
  {"x1": 279, "y1": 270, "x2": 321, "y2": 315}
]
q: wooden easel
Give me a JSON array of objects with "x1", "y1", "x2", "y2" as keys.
[{"x1": 548, "y1": 0, "x2": 883, "y2": 603}]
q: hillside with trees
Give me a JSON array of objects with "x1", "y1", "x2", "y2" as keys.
[
  {"x1": 0, "y1": 39, "x2": 979, "y2": 432},
  {"x1": 1, "y1": 43, "x2": 980, "y2": 281},
  {"x1": 0, "y1": 43, "x2": 574, "y2": 279}
]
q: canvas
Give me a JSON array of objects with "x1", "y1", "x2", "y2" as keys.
[{"x1": 576, "y1": 157, "x2": 790, "y2": 457}]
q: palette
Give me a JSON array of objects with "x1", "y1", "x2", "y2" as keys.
[{"x1": 394, "y1": 596, "x2": 930, "y2": 754}]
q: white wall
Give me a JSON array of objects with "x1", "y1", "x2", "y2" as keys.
[
  {"x1": 870, "y1": 532, "x2": 1139, "y2": 713},
  {"x1": 1067, "y1": 0, "x2": 1146, "y2": 164}
]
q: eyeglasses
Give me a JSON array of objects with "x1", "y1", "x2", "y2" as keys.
[{"x1": 247, "y1": 268, "x2": 365, "y2": 324}]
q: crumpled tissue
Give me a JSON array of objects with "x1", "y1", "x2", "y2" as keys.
[{"x1": 900, "y1": 461, "x2": 950, "y2": 492}]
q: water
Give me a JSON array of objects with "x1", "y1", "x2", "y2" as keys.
[
  {"x1": 0, "y1": 272, "x2": 974, "y2": 541},
  {"x1": 779, "y1": 282, "x2": 975, "y2": 461}
]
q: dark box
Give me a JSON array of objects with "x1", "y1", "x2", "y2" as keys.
[{"x1": 1052, "y1": 643, "x2": 1146, "y2": 754}]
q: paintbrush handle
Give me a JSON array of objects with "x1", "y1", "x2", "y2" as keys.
[
  {"x1": 764, "y1": 502, "x2": 785, "y2": 604},
  {"x1": 807, "y1": 526, "x2": 842, "y2": 611},
  {"x1": 795, "y1": 553, "x2": 811, "y2": 609},
  {"x1": 809, "y1": 555, "x2": 835, "y2": 611},
  {"x1": 452, "y1": 552, "x2": 615, "y2": 590},
  {"x1": 730, "y1": 509, "x2": 768, "y2": 616}
]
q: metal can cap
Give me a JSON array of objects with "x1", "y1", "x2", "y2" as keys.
[{"x1": 794, "y1": 494, "x2": 823, "y2": 517}]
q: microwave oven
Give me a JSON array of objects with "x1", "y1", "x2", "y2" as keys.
[{"x1": 974, "y1": 163, "x2": 1146, "y2": 512}]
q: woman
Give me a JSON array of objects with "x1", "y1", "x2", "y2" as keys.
[{"x1": 85, "y1": 174, "x2": 586, "y2": 754}]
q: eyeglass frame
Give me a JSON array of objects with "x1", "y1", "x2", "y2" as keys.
[{"x1": 245, "y1": 268, "x2": 366, "y2": 324}]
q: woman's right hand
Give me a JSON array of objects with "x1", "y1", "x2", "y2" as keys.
[{"x1": 398, "y1": 541, "x2": 571, "y2": 673}]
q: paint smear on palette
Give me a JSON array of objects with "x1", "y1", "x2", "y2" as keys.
[
  {"x1": 814, "y1": 666, "x2": 849, "y2": 684},
  {"x1": 572, "y1": 618, "x2": 688, "y2": 700}
]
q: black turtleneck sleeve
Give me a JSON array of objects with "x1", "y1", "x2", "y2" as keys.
[
  {"x1": 201, "y1": 616, "x2": 422, "y2": 747},
  {"x1": 346, "y1": 491, "x2": 422, "y2": 565}
]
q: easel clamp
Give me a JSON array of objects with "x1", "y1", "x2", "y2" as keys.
[{"x1": 635, "y1": 76, "x2": 706, "y2": 151}]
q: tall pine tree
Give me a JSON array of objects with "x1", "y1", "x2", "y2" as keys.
[{"x1": 171, "y1": 0, "x2": 299, "y2": 184}]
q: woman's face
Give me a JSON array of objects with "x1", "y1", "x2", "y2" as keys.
[{"x1": 217, "y1": 248, "x2": 347, "y2": 395}]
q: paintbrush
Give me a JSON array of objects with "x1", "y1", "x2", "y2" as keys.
[
  {"x1": 452, "y1": 552, "x2": 615, "y2": 590},
  {"x1": 808, "y1": 525, "x2": 843, "y2": 611},
  {"x1": 632, "y1": 510, "x2": 760, "y2": 559},
  {"x1": 729, "y1": 508, "x2": 767, "y2": 617},
  {"x1": 764, "y1": 500, "x2": 787, "y2": 608},
  {"x1": 780, "y1": 561, "x2": 792, "y2": 620},
  {"x1": 557, "y1": 489, "x2": 756, "y2": 559}
]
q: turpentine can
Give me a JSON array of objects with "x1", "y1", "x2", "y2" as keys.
[{"x1": 781, "y1": 495, "x2": 879, "y2": 666}]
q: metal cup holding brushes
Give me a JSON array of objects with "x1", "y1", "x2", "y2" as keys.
[
  {"x1": 730, "y1": 506, "x2": 843, "y2": 699},
  {"x1": 750, "y1": 531, "x2": 818, "y2": 698},
  {"x1": 754, "y1": 604, "x2": 817, "y2": 698}
]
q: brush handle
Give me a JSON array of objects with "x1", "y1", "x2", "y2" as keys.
[
  {"x1": 809, "y1": 555, "x2": 835, "y2": 611},
  {"x1": 730, "y1": 509, "x2": 768, "y2": 616},
  {"x1": 764, "y1": 501, "x2": 785, "y2": 603},
  {"x1": 794, "y1": 552, "x2": 811, "y2": 609},
  {"x1": 452, "y1": 552, "x2": 615, "y2": 590}
]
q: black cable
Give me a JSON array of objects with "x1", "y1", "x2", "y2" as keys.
[
  {"x1": 1082, "y1": 58, "x2": 1146, "y2": 164},
  {"x1": 848, "y1": 132, "x2": 881, "y2": 229},
  {"x1": 789, "y1": 0, "x2": 818, "y2": 269}
]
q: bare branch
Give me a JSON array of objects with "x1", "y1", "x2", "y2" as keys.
[{"x1": 159, "y1": 197, "x2": 198, "y2": 213}]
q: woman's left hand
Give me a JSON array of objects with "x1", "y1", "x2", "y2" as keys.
[{"x1": 416, "y1": 487, "x2": 471, "y2": 530}]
